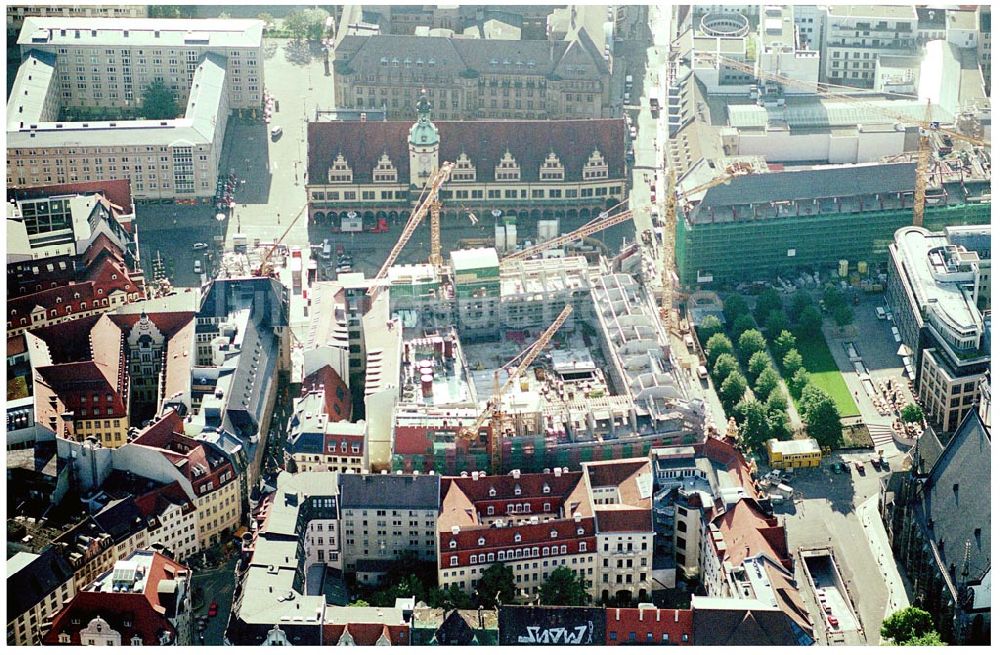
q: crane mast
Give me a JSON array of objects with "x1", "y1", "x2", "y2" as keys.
[
  {"x1": 457, "y1": 304, "x2": 573, "y2": 473},
  {"x1": 367, "y1": 162, "x2": 455, "y2": 300},
  {"x1": 661, "y1": 168, "x2": 677, "y2": 332},
  {"x1": 913, "y1": 100, "x2": 932, "y2": 228}
]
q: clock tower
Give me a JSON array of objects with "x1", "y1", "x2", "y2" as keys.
[{"x1": 408, "y1": 92, "x2": 440, "y2": 188}]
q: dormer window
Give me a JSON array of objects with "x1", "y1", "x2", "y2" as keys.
[
  {"x1": 478, "y1": 536, "x2": 486, "y2": 546},
  {"x1": 550, "y1": 530, "x2": 558, "y2": 538},
  {"x1": 514, "y1": 533, "x2": 522, "y2": 543},
  {"x1": 539, "y1": 152, "x2": 565, "y2": 181},
  {"x1": 489, "y1": 487, "x2": 497, "y2": 497},
  {"x1": 542, "y1": 484, "x2": 550, "y2": 494},
  {"x1": 494, "y1": 150, "x2": 520, "y2": 181},
  {"x1": 577, "y1": 527, "x2": 585, "y2": 535},
  {"x1": 327, "y1": 154, "x2": 353, "y2": 184},
  {"x1": 583, "y1": 150, "x2": 609, "y2": 180},
  {"x1": 452, "y1": 152, "x2": 476, "y2": 182},
  {"x1": 514, "y1": 484, "x2": 521, "y2": 496},
  {"x1": 449, "y1": 540, "x2": 456, "y2": 548},
  {"x1": 372, "y1": 153, "x2": 398, "y2": 183}
]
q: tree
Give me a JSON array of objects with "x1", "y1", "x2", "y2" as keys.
[
  {"x1": 737, "y1": 329, "x2": 767, "y2": 364},
  {"x1": 539, "y1": 566, "x2": 590, "y2": 606},
  {"x1": 766, "y1": 387, "x2": 788, "y2": 415},
  {"x1": 800, "y1": 385, "x2": 843, "y2": 450},
  {"x1": 903, "y1": 631, "x2": 947, "y2": 646},
  {"x1": 348, "y1": 599, "x2": 370, "y2": 607},
  {"x1": 754, "y1": 288, "x2": 783, "y2": 324},
  {"x1": 141, "y1": 79, "x2": 178, "y2": 120},
  {"x1": 754, "y1": 367, "x2": 782, "y2": 400},
  {"x1": 149, "y1": 6, "x2": 196, "y2": 18},
  {"x1": 747, "y1": 350, "x2": 772, "y2": 383},
  {"x1": 782, "y1": 348, "x2": 804, "y2": 374},
  {"x1": 257, "y1": 12, "x2": 275, "y2": 30},
  {"x1": 284, "y1": 10, "x2": 310, "y2": 40},
  {"x1": 823, "y1": 285, "x2": 846, "y2": 312},
  {"x1": 712, "y1": 353, "x2": 739, "y2": 385},
  {"x1": 881, "y1": 607, "x2": 937, "y2": 644},
  {"x1": 789, "y1": 368, "x2": 811, "y2": 399},
  {"x1": 901, "y1": 403, "x2": 925, "y2": 424},
  {"x1": 797, "y1": 306, "x2": 823, "y2": 336},
  {"x1": 476, "y1": 564, "x2": 516, "y2": 607},
  {"x1": 303, "y1": 8, "x2": 331, "y2": 40},
  {"x1": 706, "y1": 333, "x2": 735, "y2": 368},
  {"x1": 790, "y1": 290, "x2": 813, "y2": 317},
  {"x1": 832, "y1": 303, "x2": 855, "y2": 327},
  {"x1": 723, "y1": 294, "x2": 750, "y2": 325},
  {"x1": 428, "y1": 585, "x2": 476, "y2": 611},
  {"x1": 719, "y1": 371, "x2": 748, "y2": 410},
  {"x1": 773, "y1": 329, "x2": 797, "y2": 359},
  {"x1": 699, "y1": 315, "x2": 723, "y2": 341},
  {"x1": 732, "y1": 314, "x2": 756, "y2": 339},
  {"x1": 767, "y1": 407, "x2": 792, "y2": 441},
  {"x1": 736, "y1": 399, "x2": 770, "y2": 452},
  {"x1": 765, "y1": 309, "x2": 789, "y2": 338}
]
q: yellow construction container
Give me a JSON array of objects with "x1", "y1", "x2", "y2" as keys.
[
  {"x1": 858, "y1": 261, "x2": 869, "y2": 275},
  {"x1": 838, "y1": 260, "x2": 849, "y2": 277},
  {"x1": 767, "y1": 438, "x2": 822, "y2": 469}
]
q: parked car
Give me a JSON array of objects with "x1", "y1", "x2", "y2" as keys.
[
  {"x1": 270, "y1": 126, "x2": 283, "y2": 139},
  {"x1": 192, "y1": 242, "x2": 209, "y2": 251},
  {"x1": 828, "y1": 614, "x2": 839, "y2": 629},
  {"x1": 193, "y1": 260, "x2": 203, "y2": 275},
  {"x1": 208, "y1": 601, "x2": 218, "y2": 617},
  {"x1": 875, "y1": 306, "x2": 886, "y2": 320},
  {"x1": 854, "y1": 461, "x2": 865, "y2": 473},
  {"x1": 870, "y1": 455, "x2": 881, "y2": 469}
]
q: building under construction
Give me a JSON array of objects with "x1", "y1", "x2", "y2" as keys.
[
  {"x1": 381, "y1": 249, "x2": 705, "y2": 475},
  {"x1": 675, "y1": 152, "x2": 992, "y2": 285}
]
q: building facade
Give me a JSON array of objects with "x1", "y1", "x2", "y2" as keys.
[
  {"x1": 332, "y1": 29, "x2": 610, "y2": 121},
  {"x1": 821, "y1": 6, "x2": 918, "y2": 87}
]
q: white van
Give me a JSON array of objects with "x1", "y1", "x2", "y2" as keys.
[
  {"x1": 193, "y1": 260, "x2": 203, "y2": 275},
  {"x1": 891, "y1": 327, "x2": 901, "y2": 343},
  {"x1": 875, "y1": 306, "x2": 886, "y2": 320}
]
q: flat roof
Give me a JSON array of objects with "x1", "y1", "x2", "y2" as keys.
[
  {"x1": 19, "y1": 17, "x2": 263, "y2": 49},
  {"x1": 768, "y1": 438, "x2": 820, "y2": 455},
  {"x1": 827, "y1": 5, "x2": 917, "y2": 20},
  {"x1": 5, "y1": 50, "x2": 56, "y2": 129},
  {"x1": 451, "y1": 247, "x2": 499, "y2": 272},
  {"x1": 7, "y1": 53, "x2": 227, "y2": 149}
]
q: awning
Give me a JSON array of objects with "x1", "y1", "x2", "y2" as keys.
[{"x1": 896, "y1": 343, "x2": 912, "y2": 357}]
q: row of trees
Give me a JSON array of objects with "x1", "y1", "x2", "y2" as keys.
[{"x1": 355, "y1": 553, "x2": 590, "y2": 610}]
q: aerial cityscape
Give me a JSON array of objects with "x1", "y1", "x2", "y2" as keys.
[{"x1": 4, "y1": 2, "x2": 991, "y2": 648}]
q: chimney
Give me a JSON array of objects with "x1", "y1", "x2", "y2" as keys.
[
  {"x1": 512, "y1": 469, "x2": 521, "y2": 480},
  {"x1": 451, "y1": 525, "x2": 460, "y2": 535},
  {"x1": 574, "y1": 512, "x2": 582, "y2": 523},
  {"x1": 472, "y1": 471, "x2": 479, "y2": 481},
  {"x1": 554, "y1": 468, "x2": 562, "y2": 478}
]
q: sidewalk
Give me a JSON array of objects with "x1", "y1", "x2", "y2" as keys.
[{"x1": 857, "y1": 496, "x2": 910, "y2": 626}]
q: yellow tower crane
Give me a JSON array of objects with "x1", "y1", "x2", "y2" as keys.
[
  {"x1": 501, "y1": 200, "x2": 632, "y2": 263},
  {"x1": 456, "y1": 304, "x2": 574, "y2": 474},
  {"x1": 366, "y1": 161, "x2": 455, "y2": 301},
  {"x1": 713, "y1": 55, "x2": 990, "y2": 227}
]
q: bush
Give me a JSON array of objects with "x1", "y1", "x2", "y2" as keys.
[
  {"x1": 782, "y1": 348, "x2": 804, "y2": 374},
  {"x1": 900, "y1": 403, "x2": 924, "y2": 424},
  {"x1": 737, "y1": 329, "x2": 767, "y2": 364}
]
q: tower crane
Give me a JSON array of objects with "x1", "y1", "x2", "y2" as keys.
[
  {"x1": 366, "y1": 162, "x2": 455, "y2": 301},
  {"x1": 456, "y1": 304, "x2": 573, "y2": 474},
  {"x1": 713, "y1": 55, "x2": 990, "y2": 227},
  {"x1": 660, "y1": 168, "x2": 751, "y2": 333},
  {"x1": 256, "y1": 201, "x2": 309, "y2": 277},
  {"x1": 501, "y1": 202, "x2": 633, "y2": 263}
]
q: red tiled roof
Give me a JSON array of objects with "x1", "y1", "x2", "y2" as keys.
[
  {"x1": 131, "y1": 411, "x2": 235, "y2": 497},
  {"x1": 7, "y1": 334, "x2": 27, "y2": 358},
  {"x1": 439, "y1": 516, "x2": 596, "y2": 568},
  {"x1": 594, "y1": 508, "x2": 652, "y2": 533},
  {"x1": 583, "y1": 458, "x2": 652, "y2": 508},
  {"x1": 303, "y1": 365, "x2": 352, "y2": 422},
  {"x1": 442, "y1": 471, "x2": 584, "y2": 504},
  {"x1": 606, "y1": 607, "x2": 694, "y2": 645},
  {"x1": 307, "y1": 118, "x2": 625, "y2": 185},
  {"x1": 41, "y1": 552, "x2": 187, "y2": 646},
  {"x1": 134, "y1": 481, "x2": 195, "y2": 521},
  {"x1": 713, "y1": 499, "x2": 791, "y2": 570},
  {"x1": 698, "y1": 437, "x2": 759, "y2": 500}
]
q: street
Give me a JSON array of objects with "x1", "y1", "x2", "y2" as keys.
[{"x1": 192, "y1": 554, "x2": 239, "y2": 646}]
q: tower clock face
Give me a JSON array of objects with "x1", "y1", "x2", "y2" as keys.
[{"x1": 419, "y1": 154, "x2": 431, "y2": 165}]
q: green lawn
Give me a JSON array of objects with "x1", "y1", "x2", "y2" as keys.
[{"x1": 796, "y1": 335, "x2": 861, "y2": 418}]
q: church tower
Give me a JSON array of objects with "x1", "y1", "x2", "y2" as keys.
[{"x1": 408, "y1": 92, "x2": 440, "y2": 188}]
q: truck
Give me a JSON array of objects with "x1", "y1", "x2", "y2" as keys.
[
  {"x1": 649, "y1": 94, "x2": 660, "y2": 117},
  {"x1": 233, "y1": 233, "x2": 249, "y2": 253},
  {"x1": 774, "y1": 483, "x2": 794, "y2": 500},
  {"x1": 369, "y1": 217, "x2": 389, "y2": 233}
]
